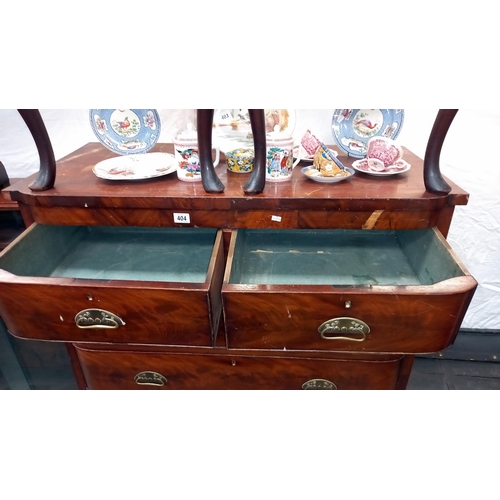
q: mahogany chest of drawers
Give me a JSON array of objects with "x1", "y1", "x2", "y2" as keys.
[{"x1": 0, "y1": 142, "x2": 476, "y2": 389}]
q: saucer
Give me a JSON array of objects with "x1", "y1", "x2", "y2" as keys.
[
  {"x1": 301, "y1": 166, "x2": 355, "y2": 183},
  {"x1": 352, "y1": 158, "x2": 411, "y2": 176},
  {"x1": 89, "y1": 109, "x2": 161, "y2": 155},
  {"x1": 93, "y1": 153, "x2": 177, "y2": 180}
]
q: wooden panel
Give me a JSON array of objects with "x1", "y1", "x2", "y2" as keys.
[
  {"x1": 298, "y1": 209, "x2": 440, "y2": 230},
  {"x1": 75, "y1": 347, "x2": 405, "y2": 390}
]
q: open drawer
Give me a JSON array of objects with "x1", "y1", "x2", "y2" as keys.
[
  {"x1": 0, "y1": 224, "x2": 225, "y2": 346},
  {"x1": 222, "y1": 228, "x2": 477, "y2": 354}
]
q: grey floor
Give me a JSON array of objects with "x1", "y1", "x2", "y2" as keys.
[
  {"x1": 407, "y1": 356, "x2": 500, "y2": 390},
  {"x1": 407, "y1": 330, "x2": 500, "y2": 390}
]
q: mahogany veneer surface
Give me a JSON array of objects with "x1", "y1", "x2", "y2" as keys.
[
  {"x1": 4, "y1": 143, "x2": 468, "y2": 234},
  {"x1": 1, "y1": 143, "x2": 475, "y2": 389}
]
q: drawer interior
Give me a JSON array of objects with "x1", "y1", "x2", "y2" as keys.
[
  {"x1": 0, "y1": 225, "x2": 218, "y2": 283},
  {"x1": 227, "y1": 229, "x2": 465, "y2": 286}
]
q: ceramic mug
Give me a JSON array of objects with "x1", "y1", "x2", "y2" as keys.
[
  {"x1": 174, "y1": 124, "x2": 220, "y2": 182},
  {"x1": 265, "y1": 126, "x2": 294, "y2": 182}
]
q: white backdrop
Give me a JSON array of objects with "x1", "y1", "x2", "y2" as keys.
[{"x1": 0, "y1": 109, "x2": 498, "y2": 330}]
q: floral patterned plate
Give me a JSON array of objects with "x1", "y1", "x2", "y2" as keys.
[
  {"x1": 89, "y1": 109, "x2": 161, "y2": 155},
  {"x1": 92, "y1": 153, "x2": 177, "y2": 181},
  {"x1": 331, "y1": 109, "x2": 404, "y2": 158}
]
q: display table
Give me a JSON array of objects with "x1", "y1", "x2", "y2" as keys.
[{"x1": 0, "y1": 142, "x2": 477, "y2": 389}]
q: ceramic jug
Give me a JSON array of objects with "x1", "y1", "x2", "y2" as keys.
[{"x1": 174, "y1": 123, "x2": 220, "y2": 182}]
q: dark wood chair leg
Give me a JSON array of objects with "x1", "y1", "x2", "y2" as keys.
[
  {"x1": 243, "y1": 109, "x2": 266, "y2": 195},
  {"x1": 424, "y1": 109, "x2": 458, "y2": 194},
  {"x1": 197, "y1": 109, "x2": 267, "y2": 195},
  {"x1": 196, "y1": 109, "x2": 225, "y2": 193},
  {"x1": 0, "y1": 161, "x2": 10, "y2": 189},
  {"x1": 17, "y1": 109, "x2": 56, "y2": 191}
]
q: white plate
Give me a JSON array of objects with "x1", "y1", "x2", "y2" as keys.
[
  {"x1": 93, "y1": 153, "x2": 177, "y2": 181},
  {"x1": 301, "y1": 166, "x2": 355, "y2": 183},
  {"x1": 214, "y1": 109, "x2": 296, "y2": 153},
  {"x1": 351, "y1": 159, "x2": 411, "y2": 176}
]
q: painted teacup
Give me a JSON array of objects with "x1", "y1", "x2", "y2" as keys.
[{"x1": 366, "y1": 137, "x2": 403, "y2": 167}]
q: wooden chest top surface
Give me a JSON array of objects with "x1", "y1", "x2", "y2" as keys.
[{"x1": 5, "y1": 143, "x2": 469, "y2": 212}]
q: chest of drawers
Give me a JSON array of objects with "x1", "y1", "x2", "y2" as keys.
[{"x1": 1, "y1": 139, "x2": 476, "y2": 389}]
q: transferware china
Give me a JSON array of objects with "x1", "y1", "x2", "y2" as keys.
[
  {"x1": 173, "y1": 124, "x2": 219, "y2": 182},
  {"x1": 266, "y1": 126, "x2": 294, "y2": 182},
  {"x1": 89, "y1": 109, "x2": 160, "y2": 155},
  {"x1": 92, "y1": 152, "x2": 177, "y2": 180},
  {"x1": 331, "y1": 109, "x2": 404, "y2": 158}
]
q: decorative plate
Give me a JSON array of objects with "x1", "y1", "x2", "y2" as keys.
[
  {"x1": 301, "y1": 166, "x2": 355, "y2": 183},
  {"x1": 89, "y1": 109, "x2": 161, "y2": 155},
  {"x1": 351, "y1": 158, "x2": 411, "y2": 176},
  {"x1": 92, "y1": 152, "x2": 177, "y2": 181},
  {"x1": 331, "y1": 109, "x2": 404, "y2": 158},
  {"x1": 213, "y1": 109, "x2": 296, "y2": 153}
]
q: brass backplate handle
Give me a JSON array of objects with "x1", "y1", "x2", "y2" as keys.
[
  {"x1": 75, "y1": 308, "x2": 125, "y2": 329},
  {"x1": 318, "y1": 317, "x2": 370, "y2": 342},
  {"x1": 134, "y1": 372, "x2": 168, "y2": 387},
  {"x1": 302, "y1": 379, "x2": 338, "y2": 390}
]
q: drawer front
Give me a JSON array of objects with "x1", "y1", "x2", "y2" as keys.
[
  {"x1": 0, "y1": 225, "x2": 225, "y2": 346},
  {"x1": 0, "y1": 284, "x2": 219, "y2": 346},
  {"x1": 222, "y1": 285, "x2": 476, "y2": 353},
  {"x1": 75, "y1": 347, "x2": 405, "y2": 390},
  {"x1": 222, "y1": 227, "x2": 477, "y2": 354}
]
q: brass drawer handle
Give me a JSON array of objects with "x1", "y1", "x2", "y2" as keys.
[
  {"x1": 75, "y1": 309, "x2": 125, "y2": 329},
  {"x1": 302, "y1": 379, "x2": 337, "y2": 390},
  {"x1": 134, "y1": 372, "x2": 168, "y2": 387},
  {"x1": 318, "y1": 317, "x2": 370, "y2": 342}
]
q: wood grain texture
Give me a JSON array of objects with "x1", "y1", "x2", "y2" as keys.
[
  {"x1": 75, "y1": 347, "x2": 404, "y2": 390},
  {"x1": 222, "y1": 279, "x2": 477, "y2": 354},
  {"x1": 4, "y1": 143, "x2": 469, "y2": 233}
]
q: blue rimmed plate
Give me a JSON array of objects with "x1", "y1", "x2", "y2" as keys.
[
  {"x1": 89, "y1": 109, "x2": 161, "y2": 155},
  {"x1": 331, "y1": 109, "x2": 404, "y2": 158}
]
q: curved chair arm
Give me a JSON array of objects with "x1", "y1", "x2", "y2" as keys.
[
  {"x1": 17, "y1": 109, "x2": 56, "y2": 191},
  {"x1": 423, "y1": 109, "x2": 458, "y2": 194}
]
